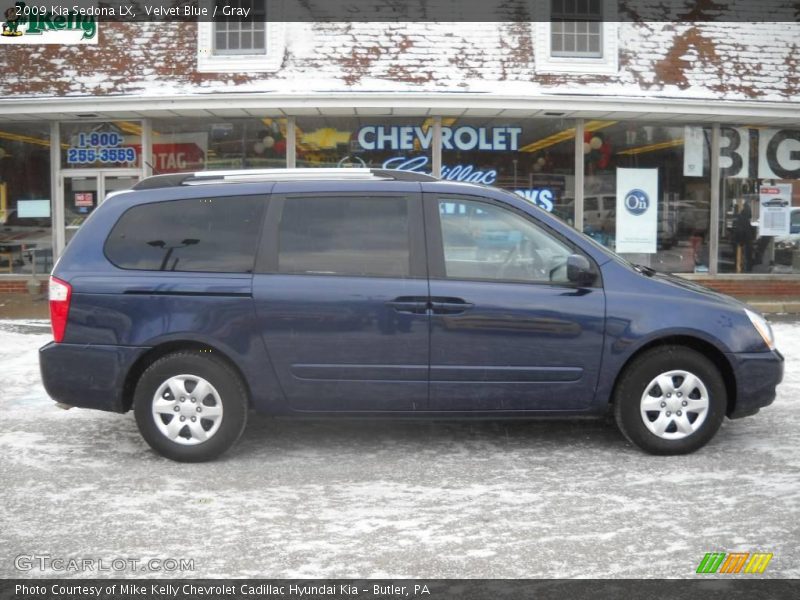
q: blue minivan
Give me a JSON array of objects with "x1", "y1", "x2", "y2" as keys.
[{"x1": 40, "y1": 169, "x2": 784, "y2": 461}]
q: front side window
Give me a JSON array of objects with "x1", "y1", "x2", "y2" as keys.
[
  {"x1": 551, "y1": 0, "x2": 603, "y2": 58},
  {"x1": 437, "y1": 198, "x2": 573, "y2": 283},
  {"x1": 278, "y1": 196, "x2": 411, "y2": 278},
  {"x1": 105, "y1": 196, "x2": 265, "y2": 273}
]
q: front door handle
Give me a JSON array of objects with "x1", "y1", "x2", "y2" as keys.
[
  {"x1": 386, "y1": 296, "x2": 428, "y2": 314},
  {"x1": 430, "y1": 297, "x2": 474, "y2": 315}
]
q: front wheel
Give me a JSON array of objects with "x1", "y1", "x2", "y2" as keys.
[
  {"x1": 134, "y1": 351, "x2": 248, "y2": 462},
  {"x1": 613, "y1": 346, "x2": 727, "y2": 455}
]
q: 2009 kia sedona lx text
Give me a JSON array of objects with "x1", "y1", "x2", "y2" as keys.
[{"x1": 39, "y1": 169, "x2": 784, "y2": 461}]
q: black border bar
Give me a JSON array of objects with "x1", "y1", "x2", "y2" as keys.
[
  {"x1": 2, "y1": 580, "x2": 800, "y2": 600},
  {"x1": 7, "y1": 0, "x2": 800, "y2": 22}
]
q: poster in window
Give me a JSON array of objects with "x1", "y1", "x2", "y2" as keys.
[
  {"x1": 74, "y1": 192, "x2": 94, "y2": 207},
  {"x1": 758, "y1": 184, "x2": 792, "y2": 237},
  {"x1": 683, "y1": 126, "x2": 704, "y2": 177},
  {"x1": 616, "y1": 168, "x2": 658, "y2": 254}
]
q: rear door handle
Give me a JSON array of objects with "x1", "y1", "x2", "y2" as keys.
[{"x1": 430, "y1": 298, "x2": 474, "y2": 315}]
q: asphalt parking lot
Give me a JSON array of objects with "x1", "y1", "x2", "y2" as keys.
[{"x1": 1, "y1": 319, "x2": 798, "y2": 578}]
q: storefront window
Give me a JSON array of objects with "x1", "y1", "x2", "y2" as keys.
[
  {"x1": 0, "y1": 122, "x2": 52, "y2": 275},
  {"x1": 149, "y1": 118, "x2": 288, "y2": 173},
  {"x1": 439, "y1": 117, "x2": 576, "y2": 224},
  {"x1": 583, "y1": 122, "x2": 712, "y2": 273},
  {"x1": 295, "y1": 117, "x2": 431, "y2": 171},
  {"x1": 717, "y1": 125, "x2": 800, "y2": 274},
  {"x1": 61, "y1": 121, "x2": 142, "y2": 169}
]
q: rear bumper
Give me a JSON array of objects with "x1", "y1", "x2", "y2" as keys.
[
  {"x1": 39, "y1": 342, "x2": 149, "y2": 413},
  {"x1": 726, "y1": 349, "x2": 784, "y2": 419}
]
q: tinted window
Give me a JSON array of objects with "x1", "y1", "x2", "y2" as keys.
[
  {"x1": 279, "y1": 196, "x2": 410, "y2": 277},
  {"x1": 438, "y1": 198, "x2": 572, "y2": 283},
  {"x1": 105, "y1": 196, "x2": 264, "y2": 272}
]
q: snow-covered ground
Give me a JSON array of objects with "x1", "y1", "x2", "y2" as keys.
[{"x1": 1, "y1": 319, "x2": 798, "y2": 579}]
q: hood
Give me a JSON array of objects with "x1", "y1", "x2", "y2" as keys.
[{"x1": 648, "y1": 271, "x2": 749, "y2": 310}]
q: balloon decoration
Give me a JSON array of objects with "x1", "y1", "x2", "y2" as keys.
[
  {"x1": 531, "y1": 156, "x2": 547, "y2": 172},
  {"x1": 252, "y1": 121, "x2": 287, "y2": 156},
  {"x1": 584, "y1": 131, "x2": 612, "y2": 171}
]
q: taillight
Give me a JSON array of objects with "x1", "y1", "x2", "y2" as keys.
[{"x1": 49, "y1": 276, "x2": 72, "y2": 343}]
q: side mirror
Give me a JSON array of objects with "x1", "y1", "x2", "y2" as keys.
[{"x1": 567, "y1": 254, "x2": 596, "y2": 286}]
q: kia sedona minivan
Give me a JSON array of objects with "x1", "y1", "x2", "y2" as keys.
[{"x1": 40, "y1": 169, "x2": 784, "y2": 462}]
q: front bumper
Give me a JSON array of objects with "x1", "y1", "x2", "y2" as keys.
[
  {"x1": 39, "y1": 342, "x2": 149, "y2": 413},
  {"x1": 726, "y1": 349, "x2": 785, "y2": 419}
]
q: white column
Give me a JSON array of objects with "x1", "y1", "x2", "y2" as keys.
[
  {"x1": 51, "y1": 121, "x2": 65, "y2": 260},
  {"x1": 431, "y1": 116, "x2": 442, "y2": 178},
  {"x1": 573, "y1": 119, "x2": 585, "y2": 232},
  {"x1": 709, "y1": 123, "x2": 721, "y2": 276},
  {"x1": 286, "y1": 116, "x2": 296, "y2": 168},
  {"x1": 141, "y1": 118, "x2": 152, "y2": 177}
]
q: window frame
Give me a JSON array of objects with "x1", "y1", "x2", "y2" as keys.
[
  {"x1": 533, "y1": 0, "x2": 618, "y2": 75},
  {"x1": 549, "y1": 0, "x2": 604, "y2": 59},
  {"x1": 256, "y1": 192, "x2": 428, "y2": 280},
  {"x1": 423, "y1": 192, "x2": 601, "y2": 288},
  {"x1": 197, "y1": 17, "x2": 284, "y2": 73},
  {"x1": 103, "y1": 195, "x2": 268, "y2": 274},
  {"x1": 213, "y1": 18, "x2": 267, "y2": 56}
]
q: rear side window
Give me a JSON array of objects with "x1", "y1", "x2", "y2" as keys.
[
  {"x1": 105, "y1": 196, "x2": 265, "y2": 272},
  {"x1": 278, "y1": 196, "x2": 410, "y2": 277}
]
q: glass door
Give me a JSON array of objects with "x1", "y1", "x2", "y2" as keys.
[
  {"x1": 62, "y1": 170, "x2": 139, "y2": 247},
  {"x1": 63, "y1": 174, "x2": 99, "y2": 246}
]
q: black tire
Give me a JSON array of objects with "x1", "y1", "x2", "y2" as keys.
[
  {"x1": 613, "y1": 345, "x2": 727, "y2": 455},
  {"x1": 134, "y1": 351, "x2": 248, "y2": 462}
]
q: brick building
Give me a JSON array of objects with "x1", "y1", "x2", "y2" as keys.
[{"x1": 1, "y1": 2, "x2": 800, "y2": 298}]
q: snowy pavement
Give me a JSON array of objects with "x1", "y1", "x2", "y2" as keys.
[{"x1": 1, "y1": 319, "x2": 799, "y2": 579}]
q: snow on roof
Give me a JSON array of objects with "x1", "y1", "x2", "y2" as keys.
[{"x1": 1, "y1": 21, "x2": 799, "y2": 103}]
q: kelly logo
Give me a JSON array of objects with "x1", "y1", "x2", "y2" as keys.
[
  {"x1": 696, "y1": 552, "x2": 773, "y2": 574},
  {"x1": 1, "y1": 2, "x2": 97, "y2": 44},
  {"x1": 1, "y1": 5, "x2": 23, "y2": 35}
]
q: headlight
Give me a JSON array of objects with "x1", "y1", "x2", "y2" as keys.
[{"x1": 745, "y1": 308, "x2": 776, "y2": 351}]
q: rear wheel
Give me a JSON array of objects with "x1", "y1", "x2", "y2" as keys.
[
  {"x1": 613, "y1": 345, "x2": 727, "y2": 455},
  {"x1": 134, "y1": 351, "x2": 248, "y2": 462}
]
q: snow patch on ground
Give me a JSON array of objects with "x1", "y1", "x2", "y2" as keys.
[{"x1": 1, "y1": 319, "x2": 798, "y2": 578}]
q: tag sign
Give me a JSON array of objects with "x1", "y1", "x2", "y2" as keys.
[
  {"x1": 616, "y1": 168, "x2": 659, "y2": 254},
  {"x1": 683, "y1": 126, "x2": 704, "y2": 177},
  {"x1": 758, "y1": 183, "x2": 792, "y2": 237}
]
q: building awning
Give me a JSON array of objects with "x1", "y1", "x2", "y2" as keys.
[{"x1": 2, "y1": 92, "x2": 800, "y2": 125}]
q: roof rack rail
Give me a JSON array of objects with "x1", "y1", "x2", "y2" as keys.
[{"x1": 132, "y1": 168, "x2": 438, "y2": 191}]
